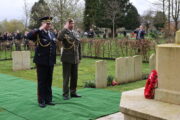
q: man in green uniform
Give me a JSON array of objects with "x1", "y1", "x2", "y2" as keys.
[{"x1": 58, "y1": 19, "x2": 81, "y2": 100}]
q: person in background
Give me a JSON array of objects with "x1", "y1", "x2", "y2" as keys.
[
  {"x1": 134, "y1": 25, "x2": 146, "y2": 54},
  {"x1": 87, "y1": 28, "x2": 95, "y2": 38},
  {"x1": 134, "y1": 25, "x2": 146, "y2": 40},
  {"x1": 15, "y1": 30, "x2": 23, "y2": 51},
  {"x1": 23, "y1": 31, "x2": 30, "y2": 50}
]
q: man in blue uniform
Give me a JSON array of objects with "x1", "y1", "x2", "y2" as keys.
[{"x1": 27, "y1": 16, "x2": 56, "y2": 108}]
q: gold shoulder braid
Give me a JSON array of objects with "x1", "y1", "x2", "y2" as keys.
[
  {"x1": 63, "y1": 34, "x2": 75, "y2": 50},
  {"x1": 36, "y1": 34, "x2": 51, "y2": 47}
]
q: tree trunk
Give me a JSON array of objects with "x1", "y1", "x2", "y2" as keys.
[
  {"x1": 175, "y1": 20, "x2": 178, "y2": 32},
  {"x1": 60, "y1": 0, "x2": 63, "y2": 29},
  {"x1": 168, "y1": 0, "x2": 170, "y2": 35},
  {"x1": 113, "y1": 18, "x2": 115, "y2": 40},
  {"x1": 163, "y1": 0, "x2": 165, "y2": 15}
]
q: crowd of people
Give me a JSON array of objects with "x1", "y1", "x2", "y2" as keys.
[
  {"x1": 0, "y1": 24, "x2": 146, "y2": 52},
  {"x1": 0, "y1": 30, "x2": 30, "y2": 51},
  {"x1": 0, "y1": 28, "x2": 98, "y2": 52}
]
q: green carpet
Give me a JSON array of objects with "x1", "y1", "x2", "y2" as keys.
[{"x1": 0, "y1": 74, "x2": 121, "y2": 120}]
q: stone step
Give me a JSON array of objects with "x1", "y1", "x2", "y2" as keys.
[
  {"x1": 120, "y1": 88, "x2": 180, "y2": 120},
  {"x1": 96, "y1": 112, "x2": 124, "y2": 120}
]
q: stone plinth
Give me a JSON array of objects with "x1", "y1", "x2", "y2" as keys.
[
  {"x1": 120, "y1": 88, "x2": 180, "y2": 120},
  {"x1": 12, "y1": 51, "x2": 31, "y2": 71},
  {"x1": 149, "y1": 54, "x2": 156, "y2": 71},
  {"x1": 155, "y1": 44, "x2": 180, "y2": 105},
  {"x1": 95, "y1": 60, "x2": 107, "y2": 88}
]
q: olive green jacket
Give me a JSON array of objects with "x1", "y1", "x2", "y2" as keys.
[{"x1": 58, "y1": 28, "x2": 81, "y2": 64}]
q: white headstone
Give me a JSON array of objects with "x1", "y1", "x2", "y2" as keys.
[
  {"x1": 21, "y1": 51, "x2": 31, "y2": 70},
  {"x1": 12, "y1": 51, "x2": 31, "y2": 71},
  {"x1": 115, "y1": 57, "x2": 127, "y2": 83},
  {"x1": 133, "y1": 55, "x2": 142, "y2": 81},
  {"x1": 149, "y1": 54, "x2": 156, "y2": 71},
  {"x1": 126, "y1": 57, "x2": 135, "y2": 82},
  {"x1": 12, "y1": 51, "x2": 22, "y2": 71},
  {"x1": 95, "y1": 60, "x2": 107, "y2": 88}
]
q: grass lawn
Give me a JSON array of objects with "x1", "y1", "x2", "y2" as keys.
[{"x1": 0, "y1": 58, "x2": 149, "y2": 92}]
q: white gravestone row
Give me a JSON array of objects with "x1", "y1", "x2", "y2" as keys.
[
  {"x1": 115, "y1": 55, "x2": 142, "y2": 84},
  {"x1": 95, "y1": 55, "x2": 143, "y2": 88}
]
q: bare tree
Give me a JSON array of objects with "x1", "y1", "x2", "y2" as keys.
[
  {"x1": 154, "y1": 0, "x2": 180, "y2": 34},
  {"x1": 103, "y1": 0, "x2": 121, "y2": 40},
  {"x1": 167, "y1": 0, "x2": 171, "y2": 35},
  {"x1": 106, "y1": 1, "x2": 119, "y2": 39},
  {"x1": 23, "y1": 0, "x2": 30, "y2": 30},
  {"x1": 141, "y1": 10, "x2": 154, "y2": 32},
  {"x1": 153, "y1": 0, "x2": 166, "y2": 14},
  {"x1": 171, "y1": 0, "x2": 180, "y2": 32},
  {"x1": 152, "y1": 0, "x2": 168, "y2": 35},
  {"x1": 46, "y1": 0, "x2": 84, "y2": 30}
]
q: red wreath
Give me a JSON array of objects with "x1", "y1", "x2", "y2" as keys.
[{"x1": 144, "y1": 70, "x2": 158, "y2": 99}]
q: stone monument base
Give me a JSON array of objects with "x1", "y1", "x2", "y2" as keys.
[
  {"x1": 155, "y1": 44, "x2": 180, "y2": 105},
  {"x1": 120, "y1": 88, "x2": 180, "y2": 120}
]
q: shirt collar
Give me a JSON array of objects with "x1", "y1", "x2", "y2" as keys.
[{"x1": 43, "y1": 29, "x2": 49, "y2": 33}]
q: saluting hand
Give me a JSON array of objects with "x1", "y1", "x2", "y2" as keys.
[{"x1": 39, "y1": 23, "x2": 47, "y2": 30}]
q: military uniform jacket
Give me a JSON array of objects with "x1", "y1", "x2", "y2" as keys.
[
  {"x1": 58, "y1": 28, "x2": 81, "y2": 64},
  {"x1": 27, "y1": 29, "x2": 56, "y2": 66}
]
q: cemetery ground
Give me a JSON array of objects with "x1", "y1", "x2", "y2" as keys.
[
  {"x1": 0, "y1": 37, "x2": 153, "y2": 119},
  {"x1": 0, "y1": 58, "x2": 149, "y2": 92},
  {"x1": 0, "y1": 57, "x2": 150, "y2": 120}
]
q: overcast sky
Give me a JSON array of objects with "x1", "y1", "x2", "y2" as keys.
[{"x1": 0, "y1": 0, "x2": 157, "y2": 21}]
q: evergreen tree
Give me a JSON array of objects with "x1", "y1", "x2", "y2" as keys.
[
  {"x1": 153, "y1": 11, "x2": 166, "y2": 30},
  {"x1": 84, "y1": 0, "x2": 140, "y2": 33},
  {"x1": 84, "y1": 0, "x2": 100, "y2": 31},
  {"x1": 29, "y1": 0, "x2": 51, "y2": 29},
  {"x1": 122, "y1": 4, "x2": 140, "y2": 30}
]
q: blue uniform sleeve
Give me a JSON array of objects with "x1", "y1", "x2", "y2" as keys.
[
  {"x1": 134, "y1": 30, "x2": 138, "y2": 34},
  {"x1": 27, "y1": 29, "x2": 40, "y2": 42},
  {"x1": 143, "y1": 30, "x2": 146, "y2": 35}
]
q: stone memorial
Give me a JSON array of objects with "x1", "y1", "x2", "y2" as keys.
[
  {"x1": 115, "y1": 56, "x2": 142, "y2": 84},
  {"x1": 95, "y1": 60, "x2": 107, "y2": 88},
  {"x1": 120, "y1": 30, "x2": 180, "y2": 120},
  {"x1": 12, "y1": 51, "x2": 31, "y2": 71},
  {"x1": 149, "y1": 54, "x2": 156, "y2": 71}
]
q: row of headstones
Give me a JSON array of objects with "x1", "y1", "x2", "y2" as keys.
[
  {"x1": 95, "y1": 54, "x2": 156, "y2": 88},
  {"x1": 12, "y1": 51, "x2": 156, "y2": 88},
  {"x1": 95, "y1": 55, "x2": 143, "y2": 88}
]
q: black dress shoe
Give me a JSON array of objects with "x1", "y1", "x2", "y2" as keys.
[
  {"x1": 46, "y1": 102, "x2": 55, "y2": 106},
  {"x1": 63, "y1": 96, "x2": 70, "y2": 100},
  {"x1": 71, "y1": 94, "x2": 81, "y2": 98},
  {"x1": 39, "y1": 103, "x2": 46, "y2": 108}
]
